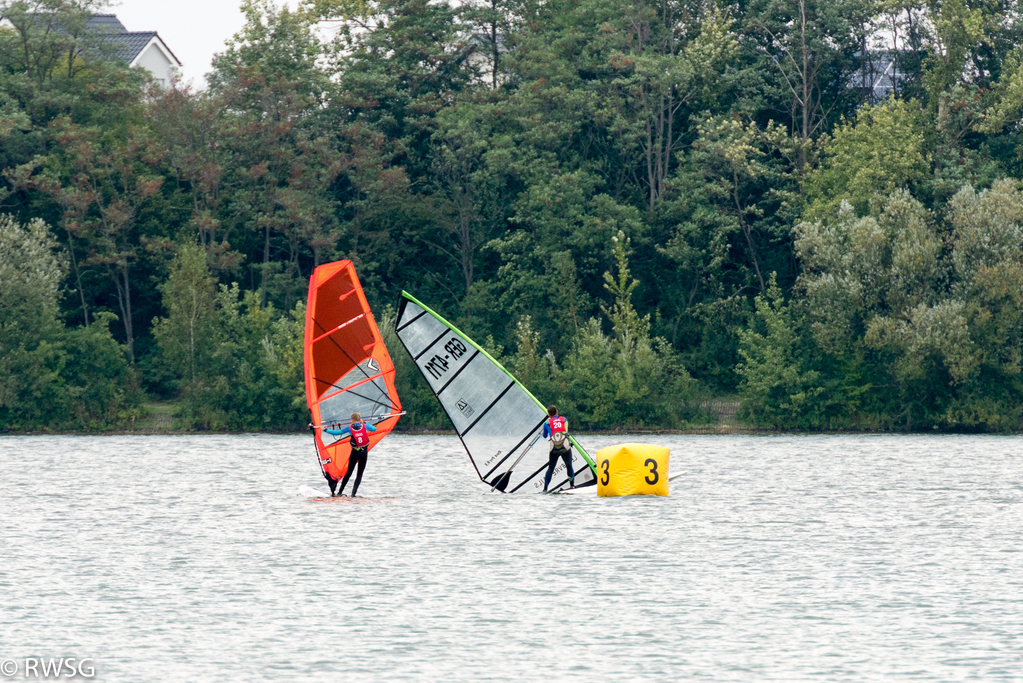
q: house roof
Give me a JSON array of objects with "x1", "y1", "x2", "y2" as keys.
[
  {"x1": 6, "y1": 12, "x2": 181, "y2": 67},
  {"x1": 113, "y1": 31, "x2": 158, "y2": 63},
  {"x1": 86, "y1": 14, "x2": 126, "y2": 33},
  {"x1": 87, "y1": 14, "x2": 182, "y2": 67}
]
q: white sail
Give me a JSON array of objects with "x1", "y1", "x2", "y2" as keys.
[{"x1": 396, "y1": 292, "x2": 597, "y2": 493}]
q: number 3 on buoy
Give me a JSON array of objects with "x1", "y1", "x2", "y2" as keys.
[{"x1": 644, "y1": 458, "x2": 659, "y2": 484}]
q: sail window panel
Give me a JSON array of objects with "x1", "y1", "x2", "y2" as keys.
[
  {"x1": 397, "y1": 304, "x2": 451, "y2": 358},
  {"x1": 459, "y1": 387, "x2": 547, "y2": 449},
  {"x1": 459, "y1": 388, "x2": 546, "y2": 481},
  {"x1": 316, "y1": 358, "x2": 393, "y2": 425},
  {"x1": 334, "y1": 358, "x2": 383, "y2": 392},
  {"x1": 474, "y1": 423, "x2": 545, "y2": 478},
  {"x1": 469, "y1": 424, "x2": 546, "y2": 483},
  {"x1": 437, "y1": 360, "x2": 517, "y2": 434},
  {"x1": 396, "y1": 301, "x2": 427, "y2": 330},
  {"x1": 574, "y1": 458, "x2": 596, "y2": 485},
  {"x1": 505, "y1": 461, "x2": 549, "y2": 493},
  {"x1": 470, "y1": 433, "x2": 530, "y2": 478},
  {"x1": 318, "y1": 380, "x2": 391, "y2": 426}
]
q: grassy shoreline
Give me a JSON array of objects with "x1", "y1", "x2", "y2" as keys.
[{"x1": 5, "y1": 399, "x2": 1017, "y2": 436}]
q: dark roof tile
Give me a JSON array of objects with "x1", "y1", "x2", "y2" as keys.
[
  {"x1": 109, "y1": 31, "x2": 157, "y2": 63},
  {"x1": 85, "y1": 14, "x2": 126, "y2": 32}
]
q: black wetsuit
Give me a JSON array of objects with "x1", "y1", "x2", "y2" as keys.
[
  {"x1": 544, "y1": 446, "x2": 574, "y2": 491},
  {"x1": 323, "y1": 423, "x2": 376, "y2": 496},
  {"x1": 338, "y1": 446, "x2": 368, "y2": 496}
]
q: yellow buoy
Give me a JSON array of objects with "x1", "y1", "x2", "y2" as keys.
[{"x1": 596, "y1": 443, "x2": 670, "y2": 497}]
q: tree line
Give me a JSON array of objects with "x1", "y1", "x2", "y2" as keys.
[{"x1": 1, "y1": 0, "x2": 1021, "y2": 432}]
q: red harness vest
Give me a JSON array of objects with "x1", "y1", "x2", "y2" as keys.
[
  {"x1": 350, "y1": 423, "x2": 370, "y2": 448},
  {"x1": 548, "y1": 417, "x2": 567, "y2": 435}
]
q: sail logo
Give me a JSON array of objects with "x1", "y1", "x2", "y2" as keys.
[{"x1": 456, "y1": 399, "x2": 475, "y2": 418}]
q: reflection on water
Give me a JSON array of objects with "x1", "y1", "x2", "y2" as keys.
[{"x1": 2, "y1": 433, "x2": 1022, "y2": 681}]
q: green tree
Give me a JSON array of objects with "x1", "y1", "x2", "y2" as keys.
[
  {"x1": 944, "y1": 180, "x2": 1023, "y2": 428},
  {"x1": 151, "y1": 244, "x2": 217, "y2": 386},
  {"x1": 0, "y1": 213, "x2": 69, "y2": 429},
  {"x1": 736, "y1": 275, "x2": 825, "y2": 427},
  {"x1": 0, "y1": 0, "x2": 150, "y2": 216},
  {"x1": 686, "y1": 117, "x2": 799, "y2": 291},
  {"x1": 555, "y1": 231, "x2": 701, "y2": 427},
  {"x1": 322, "y1": 0, "x2": 475, "y2": 176},
  {"x1": 592, "y1": 3, "x2": 739, "y2": 208},
  {"x1": 742, "y1": 0, "x2": 872, "y2": 172},
  {"x1": 0, "y1": 214, "x2": 138, "y2": 430},
  {"x1": 13, "y1": 118, "x2": 166, "y2": 361},
  {"x1": 804, "y1": 99, "x2": 930, "y2": 220},
  {"x1": 62, "y1": 311, "x2": 143, "y2": 429},
  {"x1": 147, "y1": 86, "x2": 243, "y2": 274},
  {"x1": 153, "y1": 244, "x2": 308, "y2": 431},
  {"x1": 795, "y1": 189, "x2": 985, "y2": 428},
  {"x1": 209, "y1": 0, "x2": 342, "y2": 308}
]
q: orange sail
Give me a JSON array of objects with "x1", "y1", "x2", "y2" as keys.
[{"x1": 304, "y1": 261, "x2": 402, "y2": 488}]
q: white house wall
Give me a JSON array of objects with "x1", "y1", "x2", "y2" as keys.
[{"x1": 133, "y1": 41, "x2": 178, "y2": 86}]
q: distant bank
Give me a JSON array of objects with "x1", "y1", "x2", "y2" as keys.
[{"x1": 7, "y1": 400, "x2": 1017, "y2": 435}]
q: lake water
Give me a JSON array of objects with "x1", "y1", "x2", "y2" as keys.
[{"x1": 1, "y1": 434, "x2": 1022, "y2": 681}]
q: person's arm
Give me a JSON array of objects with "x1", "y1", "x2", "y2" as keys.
[
  {"x1": 324, "y1": 426, "x2": 352, "y2": 437},
  {"x1": 542, "y1": 422, "x2": 551, "y2": 438},
  {"x1": 366, "y1": 423, "x2": 377, "y2": 432}
]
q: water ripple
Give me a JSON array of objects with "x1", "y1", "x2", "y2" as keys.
[{"x1": 1, "y1": 434, "x2": 1022, "y2": 681}]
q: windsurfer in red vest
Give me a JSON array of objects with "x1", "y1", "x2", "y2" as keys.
[
  {"x1": 542, "y1": 405, "x2": 575, "y2": 492},
  {"x1": 323, "y1": 412, "x2": 377, "y2": 497}
]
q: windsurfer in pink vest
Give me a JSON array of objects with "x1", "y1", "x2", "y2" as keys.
[
  {"x1": 542, "y1": 405, "x2": 575, "y2": 492},
  {"x1": 323, "y1": 412, "x2": 377, "y2": 497}
]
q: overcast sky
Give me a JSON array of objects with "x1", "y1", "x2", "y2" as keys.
[{"x1": 111, "y1": 0, "x2": 300, "y2": 88}]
